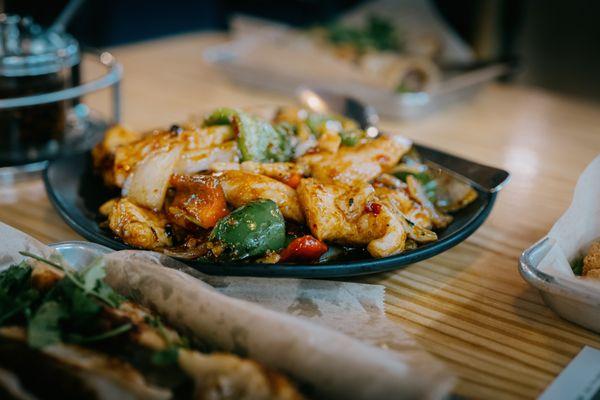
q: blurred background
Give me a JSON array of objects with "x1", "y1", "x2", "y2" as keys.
[{"x1": 4, "y1": 0, "x2": 600, "y2": 101}]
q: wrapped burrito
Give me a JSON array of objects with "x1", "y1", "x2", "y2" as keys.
[{"x1": 0, "y1": 222, "x2": 453, "y2": 399}]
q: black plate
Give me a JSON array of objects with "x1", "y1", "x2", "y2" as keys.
[{"x1": 44, "y1": 153, "x2": 497, "y2": 278}]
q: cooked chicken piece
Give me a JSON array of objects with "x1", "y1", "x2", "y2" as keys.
[
  {"x1": 296, "y1": 178, "x2": 384, "y2": 246},
  {"x1": 375, "y1": 187, "x2": 437, "y2": 244},
  {"x1": 30, "y1": 260, "x2": 64, "y2": 292},
  {"x1": 166, "y1": 174, "x2": 230, "y2": 230},
  {"x1": 406, "y1": 175, "x2": 452, "y2": 229},
  {"x1": 178, "y1": 350, "x2": 303, "y2": 400},
  {"x1": 217, "y1": 170, "x2": 304, "y2": 223},
  {"x1": 113, "y1": 130, "x2": 176, "y2": 187},
  {"x1": 99, "y1": 198, "x2": 118, "y2": 216},
  {"x1": 297, "y1": 178, "x2": 434, "y2": 257},
  {"x1": 365, "y1": 205, "x2": 408, "y2": 258},
  {"x1": 374, "y1": 186, "x2": 433, "y2": 230},
  {"x1": 298, "y1": 135, "x2": 412, "y2": 185},
  {"x1": 106, "y1": 126, "x2": 237, "y2": 188},
  {"x1": 108, "y1": 198, "x2": 172, "y2": 250},
  {"x1": 175, "y1": 141, "x2": 239, "y2": 175},
  {"x1": 585, "y1": 269, "x2": 600, "y2": 279},
  {"x1": 209, "y1": 162, "x2": 241, "y2": 171},
  {"x1": 316, "y1": 130, "x2": 341, "y2": 153},
  {"x1": 92, "y1": 125, "x2": 143, "y2": 186},
  {"x1": 583, "y1": 241, "x2": 600, "y2": 277},
  {"x1": 177, "y1": 125, "x2": 235, "y2": 150},
  {"x1": 433, "y1": 173, "x2": 478, "y2": 213},
  {"x1": 273, "y1": 106, "x2": 309, "y2": 126},
  {"x1": 373, "y1": 173, "x2": 406, "y2": 190},
  {"x1": 238, "y1": 162, "x2": 308, "y2": 188}
]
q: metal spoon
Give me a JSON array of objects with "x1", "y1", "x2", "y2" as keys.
[{"x1": 48, "y1": 0, "x2": 86, "y2": 33}]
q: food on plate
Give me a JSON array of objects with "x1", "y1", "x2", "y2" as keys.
[
  {"x1": 229, "y1": 15, "x2": 440, "y2": 95},
  {"x1": 0, "y1": 251, "x2": 304, "y2": 399},
  {"x1": 93, "y1": 106, "x2": 477, "y2": 264},
  {"x1": 317, "y1": 15, "x2": 440, "y2": 93},
  {"x1": 573, "y1": 241, "x2": 600, "y2": 279}
]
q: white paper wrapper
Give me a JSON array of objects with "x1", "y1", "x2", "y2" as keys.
[
  {"x1": 538, "y1": 154, "x2": 600, "y2": 290},
  {"x1": 0, "y1": 222, "x2": 454, "y2": 399},
  {"x1": 338, "y1": 0, "x2": 474, "y2": 63}
]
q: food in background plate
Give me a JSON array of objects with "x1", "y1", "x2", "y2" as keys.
[
  {"x1": 0, "y1": 251, "x2": 303, "y2": 399},
  {"x1": 229, "y1": 15, "x2": 440, "y2": 95},
  {"x1": 574, "y1": 241, "x2": 600, "y2": 279},
  {"x1": 92, "y1": 107, "x2": 477, "y2": 264},
  {"x1": 316, "y1": 15, "x2": 440, "y2": 93}
]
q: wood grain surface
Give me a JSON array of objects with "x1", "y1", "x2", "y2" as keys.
[{"x1": 2, "y1": 33, "x2": 600, "y2": 399}]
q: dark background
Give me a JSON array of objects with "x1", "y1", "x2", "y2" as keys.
[{"x1": 5, "y1": 0, "x2": 600, "y2": 101}]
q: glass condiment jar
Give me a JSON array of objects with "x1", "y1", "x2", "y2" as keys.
[{"x1": 0, "y1": 14, "x2": 80, "y2": 167}]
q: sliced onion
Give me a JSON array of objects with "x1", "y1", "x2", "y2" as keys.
[{"x1": 124, "y1": 145, "x2": 182, "y2": 210}]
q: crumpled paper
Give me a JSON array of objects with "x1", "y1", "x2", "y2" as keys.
[
  {"x1": 538, "y1": 154, "x2": 600, "y2": 291},
  {"x1": 0, "y1": 222, "x2": 454, "y2": 399}
]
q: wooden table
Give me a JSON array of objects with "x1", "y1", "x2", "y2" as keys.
[{"x1": 3, "y1": 33, "x2": 600, "y2": 399}]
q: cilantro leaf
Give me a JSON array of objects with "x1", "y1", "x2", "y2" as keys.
[
  {"x1": 151, "y1": 346, "x2": 180, "y2": 366},
  {"x1": 78, "y1": 258, "x2": 107, "y2": 293},
  {"x1": 27, "y1": 301, "x2": 67, "y2": 348},
  {"x1": 572, "y1": 257, "x2": 584, "y2": 276},
  {"x1": 68, "y1": 323, "x2": 132, "y2": 344},
  {"x1": 95, "y1": 281, "x2": 125, "y2": 308},
  {"x1": 0, "y1": 263, "x2": 39, "y2": 325}
]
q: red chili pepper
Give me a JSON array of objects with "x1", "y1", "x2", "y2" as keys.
[
  {"x1": 364, "y1": 202, "x2": 382, "y2": 215},
  {"x1": 282, "y1": 173, "x2": 302, "y2": 189},
  {"x1": 279, "y1": 235, "x2": 328, "y2": 262}
]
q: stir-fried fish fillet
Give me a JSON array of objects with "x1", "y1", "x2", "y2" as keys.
[
  {"x1": 106, "y1": 198, "x2": 172, "y2": 250},
  {"x1": 217, "y1": 170, "x2": 304, "y2": 223},
  {"x1": 298, "y1": 135, "x2": 412, "y2": 185}
]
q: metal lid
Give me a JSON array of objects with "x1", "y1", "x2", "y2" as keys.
[{"x1": 0, "y1": 14, "x2": 80, "y2": 77}]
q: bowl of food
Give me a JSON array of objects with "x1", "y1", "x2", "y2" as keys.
[
  {"x1": 520, "y1": 155, "x2": 600, "y2": 333},
  {"x1": 45, "y1": 105, "x2": 501, "y2": 277}
]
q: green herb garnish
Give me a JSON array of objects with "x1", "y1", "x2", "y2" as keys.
[
  {"x1": 19, "y1": 251, "x2": 123, "y2": 308},
  {"x1": 327, "y1": 15, "x2": 403, "y2": 54},
  {"x1": 68, "y1": 323, "x2": 133, "y2": 344},
  {"x1": 0, "y1": 262, "x2": 40, "y2": 325},
  {"x1": 572, "y1": 257, "x2": 584, "y2": 276},
  {"x1": 151, "y1": 346, "x2": 181, "y2": 366},
  {"x1": 0, "y1": 252, "x2": 128, "y2": 349},
  {"x1": 27, "y1": 301, "x2": 67, "y2": 348}
]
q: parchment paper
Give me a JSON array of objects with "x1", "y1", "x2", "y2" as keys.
[
  {"x1": 0, "y1": 222, "x2": 454, "y2": 399},
  {"x1": 538, "y1": 154, "x2": 600, "y2": 290}
]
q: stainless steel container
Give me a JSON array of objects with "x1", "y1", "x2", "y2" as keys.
[
  {"x1": 0, "y1": 14, "x2": 122, "y2": 183},
  {"x1": 519, "y1": 238, "x2": 600, "y2": 333}
]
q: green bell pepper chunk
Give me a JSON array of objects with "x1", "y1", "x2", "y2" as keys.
[
  {"x1": 339, "y1": 129, "x2": 364, "y2": 146},
  {"x1": 203, "y1": 108, "x2": 239, "y2": 126},
  {"x1": 209, "y1": 199, "x2": 286, "y2": 260},
  {"x1": 234, "y1": 112, "x2": 292, "y2": 162},
  {"x1": 204, "y1": 108, "x2": 292, "y2": 162}
]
